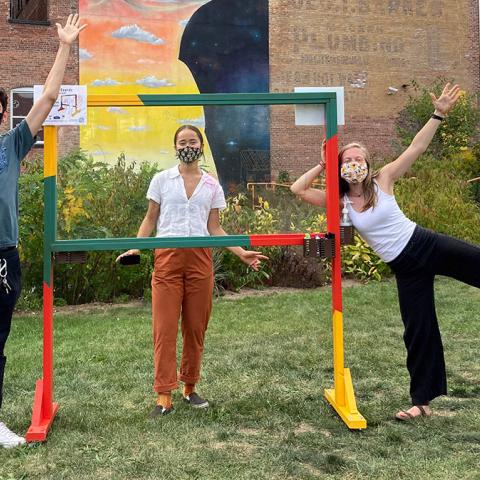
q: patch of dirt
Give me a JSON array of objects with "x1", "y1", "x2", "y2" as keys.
[
  {"x1": 220, "y1": 279, "x2": 361, "y2": 301},
  {"x1": 16, "y1": 280, "x2": 363, "y2": 315},
  {"x1": 294, "y1": 422, "x2": 316, "y2": 435}
]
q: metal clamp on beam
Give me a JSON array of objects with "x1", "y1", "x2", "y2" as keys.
[
  {"x1": 303, "y1": 234, "x2": 335, "y2": 259},
  {"x1": 55, "y1": 252, "x2": 87, "y2": 264}
]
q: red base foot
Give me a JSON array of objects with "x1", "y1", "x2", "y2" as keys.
[{"x1": 25, "y1": 379, "x2": 59, "y2": 442}]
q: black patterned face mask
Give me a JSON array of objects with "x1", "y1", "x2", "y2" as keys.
[{"x1": 176, "y1": 146, "x2": 202, "y2": 164}]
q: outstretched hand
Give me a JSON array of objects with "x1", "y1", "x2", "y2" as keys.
[
  {"x1": 240, "y1": 250, "x2": 269, "y2": 271},
  {"x1": 430, "y1": 83, "x2": 461, "y2": 117},
  {"x1": 57, "y1": 13, "x2": 87, "y2": 45}
]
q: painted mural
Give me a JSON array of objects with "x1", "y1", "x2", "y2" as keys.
[{"x1": 79, "y1": 0, "x2": 269, "y2": 188}]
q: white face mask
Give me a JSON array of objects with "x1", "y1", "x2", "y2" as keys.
[{"x1": 340, "y1": 161, "x2": 368, "y2": 184}]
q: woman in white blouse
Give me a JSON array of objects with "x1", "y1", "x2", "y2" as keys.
[
  {"x1": 291, "y1": 83, "x2": 480, "y2": 421},
  {"x1": 117, "y1": 125, "x2": 267, "y2": 416}
]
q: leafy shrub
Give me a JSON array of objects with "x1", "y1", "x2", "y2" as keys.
[
  {"x1": 395, "y1": 157, "x2": 480, "y2": 244},
  {"x1": 396, "y1": 79, "x2": 480, "y2": 157},
  {"x1": 341, "y1": 235, "x2": 390, "y2": 282}
]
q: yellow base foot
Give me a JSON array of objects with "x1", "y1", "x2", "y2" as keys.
[{"x1": 324, "y1": 388, "x2": 366, "y2": 429}]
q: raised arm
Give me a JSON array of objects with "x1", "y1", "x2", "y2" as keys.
[
  {"x1": 25, "y1": 14, "x2": 86, "y2": 137},
  {"x1": 378, "y1": 83, "x2": 461, "y2": 189},
  {"x1": 290, "y1": 139, "x2": 327, "y2": 207}
]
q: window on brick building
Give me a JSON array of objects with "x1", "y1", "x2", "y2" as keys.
[
  {"x1": 10, "y1": 88, "x2": 44, "y2": 147},
  {"x1": 9, "y1": 0, "x2": 49, "y2": 25}
]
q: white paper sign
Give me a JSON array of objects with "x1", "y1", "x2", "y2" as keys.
[
  {"x1": 294, "y1": 87, "x2": 345, "y2": 126},
  {"x1": 34, "y1": 85, "x2": 87, "y2": 126}
]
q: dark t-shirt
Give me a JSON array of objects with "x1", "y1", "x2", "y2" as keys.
[{"x1": 0, "y1": 120, "x2": 35, "y2": 248}]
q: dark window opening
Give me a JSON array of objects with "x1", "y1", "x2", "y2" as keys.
[
  {"x1": 10, "y1": 0, "x2": 48, "y2": 24},
  {"x1": 11, "y1": 89, "x2": 44, "y2": 147}
]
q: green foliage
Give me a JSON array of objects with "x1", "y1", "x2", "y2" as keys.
[
  {"x1": 19, "y1": 137, "x2": 480, "y2": 306},
  {"x1": 18, "y1": 150, "x2": 158, "y2": 305},
  {"x1": 396, "y1": 79, "x2": 480, "y2": 157},
  {"x1": 395, "y1": 151, "x2": 480, "y2": 244},
  {"x1": 341, "y1": 235, "x2": 390, "y2": 282}
]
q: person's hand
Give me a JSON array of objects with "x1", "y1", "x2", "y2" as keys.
[
  {"x1": 57, "y1": 14, "x2": 87, "y2": 46},
  {"x1": 430, "y1": 83, "x2": 461, "y2": 117},
  {"x1": 239, "y1": 250, "x2": 269, "y2": 271},
  {"x1": 115, "y1": 249, "x2": 140, "y2": 263}
]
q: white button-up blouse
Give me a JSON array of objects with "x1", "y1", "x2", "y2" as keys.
[{"x1": 146, "y1": 165, "x2": 227, "y2": 237}]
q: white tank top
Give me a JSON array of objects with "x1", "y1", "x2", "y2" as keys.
[{"x1": 345, "y1": 181, "x2": 416, "y2": 262}]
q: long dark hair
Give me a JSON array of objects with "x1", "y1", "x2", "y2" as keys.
[{"x1": 338, "y1": 142, "x2": 378, "y2": 211}]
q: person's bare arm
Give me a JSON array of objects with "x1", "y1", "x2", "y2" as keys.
[
  {"x1": 116, "y1": 200, "x2": 160, "y2": 260},
  {"x1": 378, "y1": 83, "x2": 461, "y2": 190},
  {"x1": 207, "y1": 209, "x2": 268, "y2": 271},
  {"x1": 25, "y1": 14, "x2": 86, "y2": 137}
]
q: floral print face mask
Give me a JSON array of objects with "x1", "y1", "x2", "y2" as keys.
[
  {"x1": 176, "y1": 146, "x2": 202, "y2": 164},
  {"x1": 340, "y1": 161, "x2": 368, "y2": 184}
]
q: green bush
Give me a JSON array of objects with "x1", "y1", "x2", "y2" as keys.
[
  {"x1": 341, "y1": 235, "x2": 390, "y2": 282},
  {"x1": 18, "y1": 151, "x2": 158, "y2": 305},
  {"x1": 395, "y1": 79, "x2": 480, "y2": 157},
  {"x1": 395, "y1": 151, "x2": 480, "y2": 244},
  {"x1": 17, "y1": 134, "x2": 480, "y2": 308}
]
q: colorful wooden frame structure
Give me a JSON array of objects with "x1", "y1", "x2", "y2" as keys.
[{"x1": 25, "y1": 92, "x2": 366, "y2": 442}]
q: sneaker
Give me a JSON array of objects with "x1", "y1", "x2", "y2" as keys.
[
  {"x1": 0, "y1": 422, "x2": 26, "y2": 449},
  {"x1": 150, "y1": 405, "x2": 174, "y2": 418},
  {"x1": 183, "y1": 392, "x2": 209, "y2": 409}
]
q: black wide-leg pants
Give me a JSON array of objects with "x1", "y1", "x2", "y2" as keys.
[{"x1": 387, "y1": 226, "x2": 480, "y2": 405}]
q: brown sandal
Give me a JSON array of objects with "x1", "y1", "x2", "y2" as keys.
[{"x1": 395, "y1": 405, "x2": 430, "y2": 421}]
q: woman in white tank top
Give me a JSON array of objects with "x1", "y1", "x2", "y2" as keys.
[{"x1": 291, "y1": 83, "x2": 480, "y2": 421}]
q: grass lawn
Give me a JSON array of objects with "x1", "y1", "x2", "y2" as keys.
[{"x1": 1, "y1": 278, "x2": 479, "y2": 479}]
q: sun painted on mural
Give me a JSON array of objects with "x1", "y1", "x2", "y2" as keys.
[
  {"x1": 79, "y1": 0, "x2": 269, "y2": 186},
  {"x1": 79, "y1": 0, "x2": 213, "y2": 169}
]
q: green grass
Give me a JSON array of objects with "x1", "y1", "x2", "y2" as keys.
[{"x1": 1, "y1": 278, "x2": 479, "y2": 479}]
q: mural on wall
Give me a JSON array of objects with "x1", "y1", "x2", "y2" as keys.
[{"x1": 79, "y1": 0, "x2": 269, "y2": 188}]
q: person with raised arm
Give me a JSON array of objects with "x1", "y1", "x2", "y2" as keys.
[
  {"x1": 291, "y1": 83, "x2": 480, "y2": 421},
  {"x1": 0, "y1": 14, "x2": 86, "y2": 448}
]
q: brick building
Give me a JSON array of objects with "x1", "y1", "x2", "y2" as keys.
[
  {"x1": 0, "y1": 0, "x2": 79, "y2": 157},
  {"x1": 1, "y1": 0, "x2": 479, "y2": 176},
  {"x1": 270, "y1": 0, "x2": 480, "y2": 177}
]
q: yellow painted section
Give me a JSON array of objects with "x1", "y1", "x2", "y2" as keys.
[
  {"x1": 325, "y1": 310, "x2": 367, "y2": 429},
  {"x1": 79, "y1": 2, "x2": 216, "y2": 170},
  {"x1": 87, "y1": 95, "x2": 145, "y2": 107},
  {"x1": 332, "y1": 309, "x2": 345, "y2": 405},
  {"x1": 43, "y1": 126, "x2": 58, "y2": 179}
]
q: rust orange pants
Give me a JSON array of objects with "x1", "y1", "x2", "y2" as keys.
[{"x1": 151, "y1": 248, "x2": 213, "y2": 393}]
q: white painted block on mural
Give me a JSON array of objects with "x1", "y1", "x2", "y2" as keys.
[{"x1": 294, "y1": 86, "x2": 345, "y2": 126}]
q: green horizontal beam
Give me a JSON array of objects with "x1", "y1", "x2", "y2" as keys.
[
  {"x1": 123, "y1": 92, "x2": 336, "y2": 107},
  {"x1": 51, "y1": 235, "x2": 252, "y2": 252}
]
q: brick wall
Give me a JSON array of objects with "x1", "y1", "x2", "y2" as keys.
[
  {"x1": 270, "y1": 0, "x2": 480, "y2": 179},
  {"x1": 0, "y1": 0, "x2": 80, "y2": 158}
]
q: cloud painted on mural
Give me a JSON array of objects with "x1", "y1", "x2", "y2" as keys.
[
  {"x1": 112, "y1": 24, "x2": 165, "y2": 45},
  {"x1": 136, "y1": 76, "x2": 174, "y2": 88},
  {"x1": 128, "y1": 126, "x2": 148, "y2": 131},
  {"x1": 91, "y1": 78, "x2": 123, "y2": 87},
  {"x1": 79, "y1": 48, "x2": 93, "y2": 60},
  {"x1": 91, "y1": 150, "x2": 112, "y2": 156},
  {"x1": 95, "y1": 125, "x2": 111, "y2": 130},
  {"x1": 107, "y1": 107, "x2": 128, "y2": 114},
  {"x1": 177, "y1": 117, "x2": 205, "y2": 128},
  {"x1": 137, "y1": 58, "x2": 156, "y2": 64}
]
